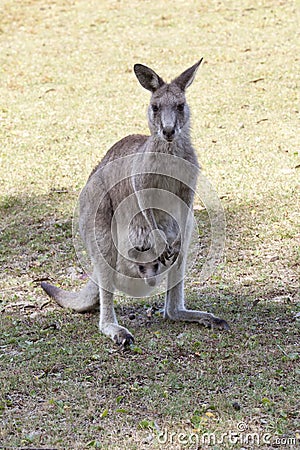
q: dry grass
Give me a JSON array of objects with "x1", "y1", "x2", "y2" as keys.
[{"x1": 0, "y1": 0, "x2": 299, "y2": 448}]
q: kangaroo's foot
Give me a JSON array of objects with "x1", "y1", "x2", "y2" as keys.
[
  {"x1": 100, "y1": 323, "x2": 135, "y2": 347},
  {"x1": 164, "y1": 309, "x2": 230, "y2": 330}
]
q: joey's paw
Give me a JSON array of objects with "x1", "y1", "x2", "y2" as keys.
[
  {"x1": 113, "y1": 329, "x2": 135, "y2": 348},
  {"x1": 159, "y1": 244, "x2": 179, "y2": 266},
  {"x1": 159, "y1": 248, "x2": 169, "y2": 266}
]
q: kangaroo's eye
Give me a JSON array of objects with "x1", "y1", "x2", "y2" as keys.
[
  {"x1": 152, "y1": 104, "x2": 159, "y2": 113},
  {"x1": 177, "y1": 103, "x2": 185, "y2": 112},
  {"x1": 138, "y1": 265, "x2": 145, "y2": 273}
]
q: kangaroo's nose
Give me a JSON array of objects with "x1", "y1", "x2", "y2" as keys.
[
  {"x1": 146, "y1": 277, "x2": 156, "y2": 287},
  {"x1": 162, "y1": 126, "x2": 176, "y2": 141}
]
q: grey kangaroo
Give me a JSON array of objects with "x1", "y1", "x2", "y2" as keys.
[{"x1": 41, "y1": 60, "x2": 229, "y2": 345}]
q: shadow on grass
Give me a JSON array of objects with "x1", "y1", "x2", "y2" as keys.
[{"x1": 0, "y1": 191, "x2": 76, "y2": 282}]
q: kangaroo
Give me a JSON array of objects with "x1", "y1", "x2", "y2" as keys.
[{"x1": 41, "y1": 60, "x2": 229, "y2": 345}]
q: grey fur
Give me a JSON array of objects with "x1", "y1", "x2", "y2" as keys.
[{"x1": 41, "y1": 60, "x2": 229, "y2": 346}]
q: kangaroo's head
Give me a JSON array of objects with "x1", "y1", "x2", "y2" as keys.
[
  {"x1": 134, "y1": 59, "x2": 202, "y2": 143},
  {"x1": 128, "y1": 246, "x2": 164, "y2": 287},
  {"x1": 136, "y1": 260, "x2": 161, "y2": 287}
]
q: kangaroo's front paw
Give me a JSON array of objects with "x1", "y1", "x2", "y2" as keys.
[
  {"x1": 159, "y1": 246, "x2": 171, "y2": 266},
  {"x1": 159, "y1": 243, "x2": 179, "y2": 266}
]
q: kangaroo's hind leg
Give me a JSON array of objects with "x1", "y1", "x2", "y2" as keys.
[
  {"x1": 86, "y1": 219, "x2": 135, "y2": 346},
  {"x1": 164, "y1": 262, "x2": 229, "y2": 330},
  {"x1": 91, "y1": 260, "x2": 134, "y2": 346},
  {"x1": 98, "y1": 285, "x2": 134, "y2": 346}
]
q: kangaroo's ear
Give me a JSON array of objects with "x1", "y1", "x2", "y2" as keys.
[
  {"x1": 134, "y1": 64, "x2": 165, "y2": 93},
  {"x1": 128, "y1": 244, "x2": 152, "y2": 261},
  {"x1": 128, "y1": 247, "x2": 139, "y2": 259},
  {"x1": 128, "y1": 246, "x2": 147, "y2": 260},
  {"x1": 173, "y1": 58, "x2": 203, "y2": 91}
]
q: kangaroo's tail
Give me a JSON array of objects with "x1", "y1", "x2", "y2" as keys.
[{"x1": 41, "y1": 278, "x2": 99, "y2": 312}]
